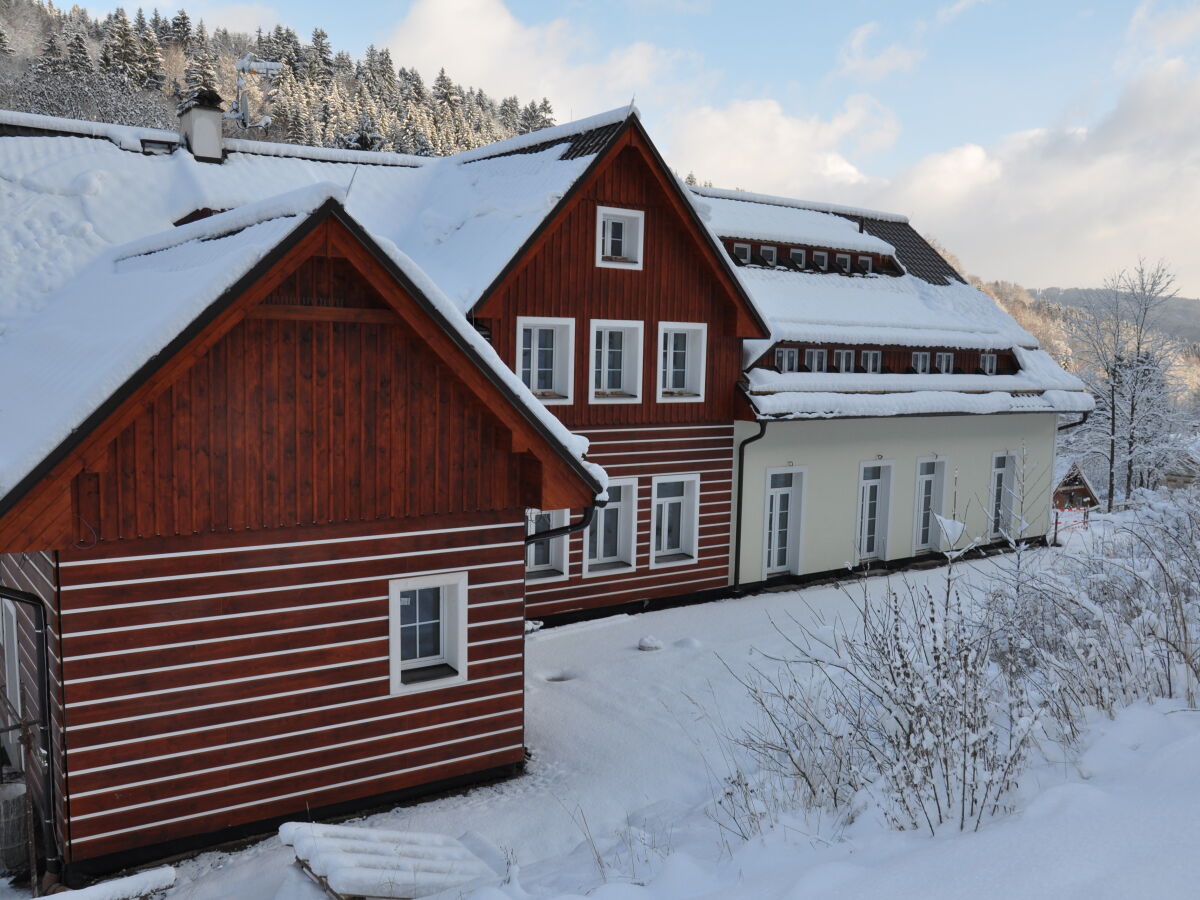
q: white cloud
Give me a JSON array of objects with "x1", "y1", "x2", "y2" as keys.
[
  {"x1": 835, "y1": 22, "x2": 924, "y2": 82},
  {"x1": 1128, "y1": 0, "x2": 1200, "y2": 53},
  {"x1": 935, "y1": 0, "x2": 988, "y2": 26}
]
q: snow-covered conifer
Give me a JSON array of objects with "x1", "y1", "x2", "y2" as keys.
[
  {"x1": 65, "y1": 31, "x2": 92, "y2": 74},
  {"x1": 169, "y1": 9, "x2": 192, "y2": 47}
]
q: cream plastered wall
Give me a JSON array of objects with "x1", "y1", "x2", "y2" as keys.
[{"x1": 732, "y1": 413, "x2": 1059, "y2": 585}]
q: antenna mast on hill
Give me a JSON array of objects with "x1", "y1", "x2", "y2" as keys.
[{"x1": 229, "y1": 53, "x2": 285, "y2": 129}]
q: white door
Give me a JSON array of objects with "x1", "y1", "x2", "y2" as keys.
[
  {"x1": 0, "y1": 601, "x2": 20, "y2": 766},
  {"x1": 915, "y1": 461, "x2": 938, "y2": 551},
  {"x1": 858, "y1": 466, "x2": 883, "y2": 560},
  {"x1": 765, "y1": 472, "x2": 797, "y2": 574}
]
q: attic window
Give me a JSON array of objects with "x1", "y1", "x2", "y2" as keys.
[
  {"x1": 804, "y1": 348, "x2": 827, "y2": 373},
  {"x1": 733, "y1": 243, "x2": 751, "y2": 264},
  {"x1": 858, "y1": 255, "x2": 873, "y2": 274},
  {"x1": 813, "y1": 251, "x2": 829, "y2": 271},
  {"x1": 912, "y1": 351, "x2": 931, "y2": 374},
  {"x1": 761, "y1": 246, "x2": 777, "y2": 266},
  {"x1": 981, "y1": 353, "x2": 998, "y2": 376},
  {"x1": 936, "y1": 352, "x2": 954, "y2": 374},
  {"x1": 862, "y1": 350, "x2": 882, "y2": 374},
  {"x1": 789, "y1": 248, "x2": 807, "y2": 268},
  {"x1": 776, "y1": 347, "x2": 800, "y2": 372},
  {"x1": 833, "y1": 349, "x2": 855, "y2": 372},
  {"x1": 836, "y1": 253, "x2": 852, "y2": 274},
  {"x1": 597, "y1": 207, "x2": 645, "y2": 270}
]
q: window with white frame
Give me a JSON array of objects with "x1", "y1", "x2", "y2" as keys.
[
  {"x1": 861, "y1": 350, "x2": 882, "y2": 374},
  {"x1": 657, "y1": 323, "x2": 707, "y2": 401},
  {"x1": 857, "y1": 463, "x2": 892, "y2": 562},
  {"x1": 732, "y1": 243, "x2": 751, "y2": 264},
  {"x1": 389, "y1": 572, "x2": 468, "y2": 692},
  {"x1": 526, "y1": 509, "x2": 568, "y2": 580},
  {"x1": 858, "y1": 255, "x2": 873, "y2": 274},
  {"x1": 776, "y1": 347, "x2": 800, "y2": 372},
  {"x1": 914, "y1": 460, "x2": 946, "y2": 553},
  {"x1": 813, "y1": 250, "x2": 829, "y2": 271},
  {"x1": 805, "y1": 348, "x2": 827, "y2": 372},
  {"x1": 596, "y1": 206, "x2": 645, "y2": 269},
  {"x1": 590, "y1": 320, "x2": 643, "y2": 403},
  {"x1": 912, "y1": 351, "x2": 931, "y2": 374},
  {"x1": 517, "y1": 317, "x2": 574, "y2": 403},
  {"x1": 651, "y1": 474, "x2": 700, "y2": 566},
  {"x1": 833, "y1": 348, "x2": 855, "y2": 372},
  {"x1": 789, "y1": 248, "x2": 807, "y2": 268},
  {"x1": 990, "y1": 453, "x2": 1016, "y2": 538},
  {"x1": 585, "y1": 479, "x2": 637, "y2": 575},
  {"x1": 760, "y1": 245, "x2": 777, "y2": 266},
  {"x1": 764, "y1": 469, "x2": 803, "y2": 575},
  {"x1": 935, "y1": 351, "x2": 955, "y2": 374},
  {"x1": 980, "y1": 352, "x2": 998, "y2": 375},
  {"x1": 836, "y1": 253, "x2": 852, "y2": 273}
]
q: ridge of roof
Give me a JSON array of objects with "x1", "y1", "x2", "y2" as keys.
[
  {"x1": 453, "y1": 104, "x2": 637, "y2": 164},
  {"x1": 224, "y1": 137, "x2": 428, "y2": 167},
  {"x1": 689, "y1": 184, "x2": 910, "y2": 225},
  {"x1": 0, "y1": 108, "x2": 179, "y2": 151}
]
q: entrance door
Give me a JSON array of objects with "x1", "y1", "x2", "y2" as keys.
[
  {"x1": 858, "y1": 465, "x2": 883, "y2": 560},
  {"x1": 915, "y1": 461, "x2": 939, "y2": 552},
  {"x1": 765, "y1": 472, "x2": 799, "y2": 574}
]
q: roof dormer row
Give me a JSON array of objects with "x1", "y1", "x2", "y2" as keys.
[{"x1": 722, "y1": 239, "x2": 899, "y2": 277}]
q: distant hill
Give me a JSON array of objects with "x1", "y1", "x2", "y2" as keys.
[{"x1": 1031, "y1": 287, "x2": 1200, "y2": 348}]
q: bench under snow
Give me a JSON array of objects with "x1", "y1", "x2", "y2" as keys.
[
  {"x1": 279, "y1": 822, "x2": 500, "y2": 899},
  {"x1": 57, "y1": 866, "x2": 175, "y2": 899}
]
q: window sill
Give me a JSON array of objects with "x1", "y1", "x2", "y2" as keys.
[
  {"x1": 658, "y1": 391, "x2": 704, "y2": 403},
  {"x1": 650, "y1": 552, "x2": 697, "y2": 569},
  {"x1": 597, "y1": 257, "x2": 644, "y2": 271},
  {"x1": 527, "y1": 568, "x2": 568, "y2": 584},
  {"x1": 401, "y1": 663, "x2": 458, "y2": 686},
  {"x1": 590, "y1": 391, "x2": 642, "y2": 404},
  {"x1": 582, "y1": 560, "x2": 635, "y2": 579},
  {"x1": 532, "y1": 391, "x2": 572, "y2": 405}
]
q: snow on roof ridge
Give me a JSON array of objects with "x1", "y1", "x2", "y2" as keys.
[
  {"x1": 0, "y1": 108, "x2": 179, "y2": 151},
  {"x1": 223, "y1": 137, "x2": 429, "y2": 167},
  {"x1": 115, "y1": 182, "x2": 345, "y2": 264},
  {"x1": 451, "y1": 104, "x2": 636, "y2": 164},
  {"x1": 689, "y1": 185, "x2": 909, "y2": 225}
]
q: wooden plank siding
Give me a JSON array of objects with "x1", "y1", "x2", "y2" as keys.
[{"x1": 55, "y1": 515, "x2": 526, "y2": 861}]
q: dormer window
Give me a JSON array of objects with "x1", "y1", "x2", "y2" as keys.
[
  {"x1": 836, "y1": 253, "x2": 852, "y2": 273},
  {"x1": 804, "y1": 348, "x2": 827, "y2": 373},
  {"x1": 761, "y1": 246, "x2": 777, "y2": 266},
  {"x1": 912, "y1": 351, "x2": 930, "y2": 374},
  {"x1": 813, "y1": 251, "x2": 829, "y2": 271},
  {"x1": 936, "y1": 352, "x2": 954, "y2": 373},
  {"x1": 517, "y1": 317, "x2": 574, "y2": 404},
  {"x1": 862, "y1": 350, "x2": 882, "y2": 374},
  {"x1": 833, "y1": 349, "x2": 855, "y2": 372},
  {"x1": 980, "y1": 352, "x2": 998, "y2": 375},
  {"x1": 776, "y1": 347, "x2": 800, "y2": 372},
  {"x1": 789, "y1": 248, "x2": 807, "y2": 268},
  {"x1": 858, "y1": 255, "x2": 873, "y2": 274},
  {"x1": 596, "y1": 207, "x2": 645, "y2": 270},
  {"x1": 732, "y1": 243, "x2": 751, "y2": 264}
]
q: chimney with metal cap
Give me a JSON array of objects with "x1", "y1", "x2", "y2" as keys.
[{"x1": 177, "y1": 88, "x2": 225, "y2": 163}]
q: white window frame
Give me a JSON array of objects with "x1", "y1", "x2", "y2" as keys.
[
  {"x1": 836, "y1": 253, "x2": 852, "y2": 273},
  {"x1": 833, "y1": 349, "x2": 855, "y2": 373},
  {"x1": 649, "y1": 473, "x2": 701, "y2": 569},
  {"x1": 775, "y1": 347, "x2": 800, "y2": 372},
  {"x1": 855, "y1": 461, "x2": 893, "y2": 563},
  {"x1": 804, "y1": 348, "x2": 827, "y2": 373},
  {"x1": 912, "y1": 457, "x2": 947, "y2": 554},
  {"x1": 656, "y1": 322, "x2": 707, "y2": 403},
  {"x1": 583, "y1": 477, "x2": 638, "y2": 577},
  {"x1": 989, "y1": 452, "x2": 1016, "y2": 539},
  {"x1": 762, "y1": 466, "x2": 806, "y2": 576},
  {"x1": 596, "y1": 206, "x2": 645, "y2": 270},
  {"x1": 861, "y1": 350, "x2": 882, "y2": 374},
  {"x1": 732, "y1": 242, "x2": 751, "y2": 264},
  {"x1": 388, "y1": 571, "x2": 468, "y2": 695},
  {"x1": 912, "y1": 351, "x2": 931, "y2": 374},
  {"x1": 526, "y1": 508, "x2": 569, "y2": 582},
  {"x1": 813, "y1": 250, "x2": 829, "y2": 271},
  {"x1": 588, "y1": 319, "x2": 643, "y2": 404},
  {"x1": 980, "y1": 352, "x2": 998, "y2": 375},
  {"x1": 789, "y1": 248, "x2": 807, "y2": 268},
  {"x1": 858, "y1": 255, "x2": 873, "y2": 274},
  {"x1": 0, "y1": 601, "x2": 20, "y2": 765},
  {"x1": 760, "y1": 245, "x2": 777, "y2": 266},
  {"x1": 516, "y1": 316, "x2": 575, "y2": 405},
  {"x1": 935, "y1": 351, "x2": 954, "y2": 374}
]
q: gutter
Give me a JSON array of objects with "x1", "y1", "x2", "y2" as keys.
[
  {"x1": 1057, "y1": 411, "x2": 1091, "y2": 432},
  {"x1": 524, "y1": 501, "x2": 606, "y2": 546},
  {"x1": 732, "y1": 420, "x2": 769, "y2": 594},
  {"x1": 0, "y1": 585, "x2": 60, "y2": 881}
]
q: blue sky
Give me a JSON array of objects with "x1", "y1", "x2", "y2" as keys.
[{"x1": 121, "y1": 1, "x2": 1200, "y2": 294}]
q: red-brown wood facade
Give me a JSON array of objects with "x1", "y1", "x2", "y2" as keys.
[
  {"x1": 0, "y1": 209, "x2": 598, "y2": 873},
  {"x1": 473, "y1": 124, "x2": 766, "y2": 616}
]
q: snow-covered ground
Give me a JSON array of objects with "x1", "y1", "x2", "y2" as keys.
[{"x1": 7, "y1": 533, "x2": 1197, "y2": 899}]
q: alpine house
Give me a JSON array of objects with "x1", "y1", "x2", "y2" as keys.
[{"x1": 687, "y1": 186, "x2": 1092, "y2": 587}]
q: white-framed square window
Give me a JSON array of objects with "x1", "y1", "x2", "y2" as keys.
[
  {"x1": 776, "y1": 347, "x2": 800, "y2": 372},
  {"x1": 389, "y1": 572, "x2": 468, "y2": 694},
  {"x1": 805, "y1": 348, "x2": 827, "y2": 372},
  {"x1": 858, "y1": 255, "x2": 873, "y2": 274},
  {"x1": 833, "y1": 349, "x2": 855, "y2": 372},
  {"x1": 813, "y1": 251, "x2": 829, "y2": 271},
  {"x1": 657, "y1": 322, "x2": 707, "y2": 402},
  {"x1": 836, "y1": 253, "x2": 852, "y2": 273},
  {"x1": 650, "y1": 473, "x2": 701, "y2": 568},
  {"x1": 596, "y1": 206, "x2": 645, "y2": 270},
  {"x1": 526, "y1": 509, "x2": 568, "y2": 582},
  {"x1": 584, "y1": 478, "x2": 638, "y2": 577},
  {"x1": 980, "y1": 352, "x2": 998, "y2": 375},
  {"x1": 990, "y1": 452, "x2": 1016, "y2": 539},
  {"x1": 732, "y1": 242, "x2": 751, "y2": 264},
  {"x1": 861, "y1": 350, "x2": 882, "y2": 374},
  {"x1": 789, "y1": 248, "x2": 807, "y2": 268},
  {"x1": 935, "y1": 351, "x2": 955, "y2": 374},
  {"x1": 517, "y1": 316, "x2": 574, "y2": 405},
  {"x1": 760, "y1": 245, "x2": 777, "y2": 266},
  {"x1": 589, "y1": 319, "x2": 643, "y2": 404},
  {"x1": 912, "y1": 351, "x2": 931, "y2": 374}
]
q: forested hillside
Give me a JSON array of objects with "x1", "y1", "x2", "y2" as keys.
[{"x1": 0, "y1": 0, "x2": 556, "y2": 154}]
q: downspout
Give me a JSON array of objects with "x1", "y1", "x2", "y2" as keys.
[
  {"x1": 1057, "y1": 411, "x2": 1091, "y2": 432},
  {"x1": 523, "y1": 501, "x2": 606, "y2": 546},
  {"x1": 0, "y1": 585, "x2": 60, "y2": 880},
  {"x1": 732, "y1": 420, "x2": 769, "y2": 594}
]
